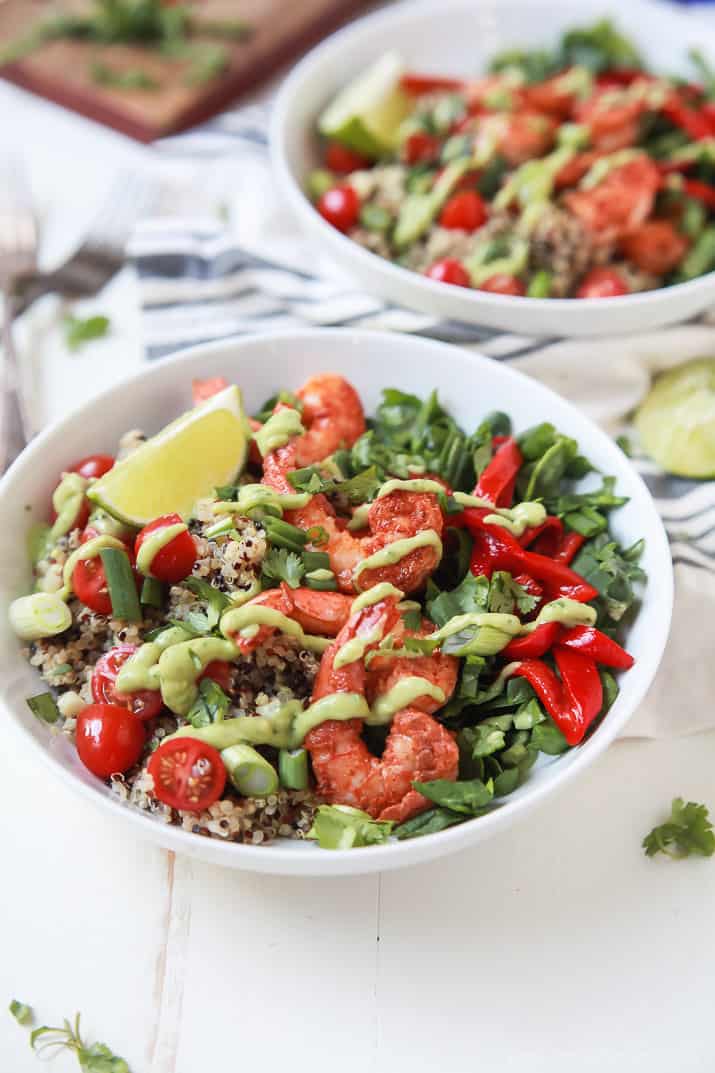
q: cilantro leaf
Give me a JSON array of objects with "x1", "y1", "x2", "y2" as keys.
[
  {"x1": 426, "y1": 572, "x2": 490, "y2": 627},
  {"x1": 63, "y1": 314, "x2": 110, "y2": 352},
  {"x1": 546, "y1": 476, "x2": 629, "y2": 537},
  {"x1": 488, "y1": 571, "x2": 538, "y2": 615},
  {"x1": 261, "y1": 547, "x2": 304, "y2": 589},
  {"x1": 182, "y1": 576, "x2": 231, "y2": 628},
  {"x1": 643, "y1": 798, "x2": 715, "y2": 859},
  {"x1": 571, "y1": 533, "x2": 646, "y2": 623},
  {"x1": 9, "y1": 999, "x2": 32, "y2": 1026},
  {"x1": 187, "y1": 677, "x2": 230, "y2": 729}
]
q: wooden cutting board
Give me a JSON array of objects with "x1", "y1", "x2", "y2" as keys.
[{"x1": 0, "y1": 0, "x2": 372, "y2": 142}]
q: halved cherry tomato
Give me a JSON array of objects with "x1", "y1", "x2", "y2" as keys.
[
  {"x1": 479, "y1": 274, "x2": 526, "y2": 296},
  {"x1": 576, "y1": 267, "x2": 629, "y2": 299},
  {"x1": 148, "y1": 738, "x2": 226, "y2": 812},
  {"x1": 324, "y1": 143, "x2": 369, "y2": 173},
  {"x1": 192, "y1": 377, "x2": 228, "y2": 405},
  {"x1": 425, "y1": 258, "x2": 471, "y2": 287},
  {"x1": 199, "y1": 660, "x2": 234, "y2": 693},
  {"x1": 135, "y1": 514, "x2": 197, "y2": 585},
  {"x1": 73, "y1": 556, "x2": 113, "y2": 615},
  {"x1": 439, "y1": 190, "x2": 487, "y2": 231},
  {"x1": 92, "y1": 645, "x2": 163, "y2": 720},
  {"x1": 316, "y1": 185, "x2": 360, "y2": 233},
  {"x1": 403, "y1": 131, "x2": 441, "y2": 165},
  {"x1": 620, "y1": 220, "x2": 690, "y2": 275},
  {"x1": 76, "y1": 703, "x2": 146, "y2": 778}
]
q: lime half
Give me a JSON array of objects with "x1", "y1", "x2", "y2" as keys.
[
  {"x1": 635, "y1": 357, "x2": 715, "y2": 478},
  {"x1": 88, "y1": 385, "x2": 248, "y2": 525},
  {"x1": 318, "y1": 51, "x2": 410, "y2": 159}
]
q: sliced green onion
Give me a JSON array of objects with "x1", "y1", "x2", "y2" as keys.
[
  {"x1": 141, "y1": 577, "x2": 165, "y2": 608},
  {"x1": 263, "y1": 517, "x2": 308, "y2": 553},
  {"x1": 204, "y1": 516, "x2": 234, "y2": 540},
  {"x1": 302, "y1": 550, "x2": 331, "y2": 573},
  {"x1": 279, "y1": 748, "x2": 309, "y2": 790},
  {"x1": 9, "y1": 999, "x2": 32, "y2": 1026},
  {"x1": 305, "y1": 525, "x2": 329, "y2": 547},
  {"x1": 305, "y1": 575, "x2": 338, "y2": 592},
  {"x1": 359, "y1": 204, "x2": 391, "y2": 232},
  {"x1": 527, "y1": 270, "x2": 552, "y2": 298},
  {"x1": 26, "y1": 693, "x2": 60, "y2": 724},
  {"x1": 307, "y1": 168, "x2": 335, "y2": 200},
  {"x1": 99, "y1": 548, "x2": 142, "y2": 623},
  {"x1": 9, "y1": 592, "x2": 72, "y2": 641},
  {"x1": 47, "y1": 662, "x2": 72, "y2": 677},
  {"x1": 221, "y1": 744, "x2": 279, "y2": 797}
]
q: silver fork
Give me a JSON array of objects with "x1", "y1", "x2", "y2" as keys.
[
  {"x1": 18, "y1": 169, "x2": 160, "y2": 310},
  {"x1": 0, "y1": 163, "x2": 39, "y2": 473}
]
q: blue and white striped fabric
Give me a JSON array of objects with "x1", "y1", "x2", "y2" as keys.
[{"x1": 130, "y1": 103, "x2": 715, "y2": 735}]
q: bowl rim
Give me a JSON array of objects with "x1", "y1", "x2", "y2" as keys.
[
  {"x1": 269, "y1": 0, "x2": 715, "y2": 321},
  {"x1": 0, "y1": 329, "x2": 674, "y2": 875}
]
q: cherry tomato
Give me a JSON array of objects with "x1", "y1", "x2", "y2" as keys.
[
  {"x1": 439, "y1": 190, "x2": 487, "y2": 231},
  {"x1": 200, "y1": 660, "x2": 233, "y2": 692},
  {"x1": 479, "y1": 274, "x2": 526, "y2": 296},
  {"x1": 425, "y1": 258, "x2": 471, "y2": 287},
  {"x1": 576, "y1": 267, "x2": 629, "y2": 299},
  {"x1": 92, "y1": 645, "x2": 163, "y2": 720},
  {"x1": 73, "y1": 556, "x2": 113, "y2": 615},
  {"x1": 148, "y1": 738, "x2": 227, "y2": 812},
  {"x1": 324, "y1": 143, "x2": 369, "y2": 173},
  {"x1": 192, "y1": 377, "x2": 228, "y2": 405},
  {"x1": 76, "y1": 703, "x2": 145, "y2": 779},
  {"x1": 316, "y1": 185, "x2": 360, "y2": 233},
  {"x1": 403, "y1": 131, "x2": 441, "y2": 165},
  {"x1": 620, "y1": 220, "x2": 690, "y2": 275},
  {"x1": 70, "y1": 455, "x2": 115, "y2": 480},
  {"x1": 135, "y1": 514, "x2": 197, "y2": 585}
]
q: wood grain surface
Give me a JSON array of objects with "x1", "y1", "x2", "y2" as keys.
[{"x1": 0, "y1": 0, "x2": 371, "y2": 141}]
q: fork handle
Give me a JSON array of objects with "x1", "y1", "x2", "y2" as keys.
[{"x1": 1, "y1": 290, "x2": 33, "y2": 472}]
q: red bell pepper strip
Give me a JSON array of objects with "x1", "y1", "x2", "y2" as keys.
[
  {"x1": 473, "y1": 436, "x2": 523, "y2": 507},
  {"x1": 661, "y1": 100, "x2": 712, "y2": 142},
  {"x1": 513, "y1": 572, "x2": 543, "y2": 602},
  {"x1": 520, "y1": 515, "x2": 564, "y2": 556},
  {"x1": 595, "y1": 69, "x2": 649, "y2": 88},
  {"x1": 682, "y1": 179, "x2": 715, "y2": 211},
  {"x1": 558, "y1": 625, "x2": 634, "y2": 669},
  {"x1": 464, "y1": 509, "x2": 598, "y2": 601},
  {"x1": 511, "y1": 648, "x2": 603, "y2": 746},
  {"x1": 401, "y1": 73, "x2": 467, "y2": 95},
  {"x1": 555, "y1": 531, "x2": 585, "y2": 565},
  {"x1": 502, "y1": 621, "x2": 562, "y2": 660}
]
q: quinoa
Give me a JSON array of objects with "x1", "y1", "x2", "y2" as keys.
[{"x1": 528, "y1": 206, "x2": 603, "y2": 297}]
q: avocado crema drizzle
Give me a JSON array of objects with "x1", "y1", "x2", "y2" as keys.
[{"x1": 11, "y1": 470, "x2": 594, "y2": 751}]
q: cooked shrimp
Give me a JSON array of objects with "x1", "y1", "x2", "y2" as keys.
[
  {"x1": 562, "y1": 157, "x2": 660, "y2": 244},
  {"x1": 227, "y1": 584, "x2": 353, "y2": 655},
  {"x1": 473, "y1": 112, "x2": 557, "y2": 166},
  {"x1": 294, "y1": 374, "x2": 366, "y2": 466},
  {"x1": 366, "y1": 616, "x2": 459, "y2": 715},
  {"x1": 304, "y1": 598, "x2": 459, "y2": 823}
]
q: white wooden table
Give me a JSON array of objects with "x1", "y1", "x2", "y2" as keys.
[{"x1": 2, "y1": 18, "x2": 715, "y2": 1069}]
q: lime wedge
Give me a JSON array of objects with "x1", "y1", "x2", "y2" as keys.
[
  {"x1": 88, "y1": 385, "x2": 248, "y2": 525},
  {"x1": 635, "y1": 357, "x2": 715, "y2": 478},
  {"x1": 318, "y1": 51, "x2": 411, "y2": 159}
]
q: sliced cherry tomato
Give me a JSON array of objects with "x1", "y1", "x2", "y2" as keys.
[
  {"x1": 620, "y1": 220, "x2": 690, "y2": 275},
  {"x1": 479, "y1": 274, "x2": 526, "y2": 296},
  {"x1": 576, "y1": 267, "x2": 629, "y2": 299},
  {"x1": 316, "y1": 185, "x2": 360, "y2": 233},
  {"x1": 425, "y1": 258, "x2": 471, "y2": 287},
  {"x1": 92, "y1": 645, "x2": 163, "y2": 720},
  {"x1": 192, "y1": 377, "x2": 228, "y2": 405},
  {"x1": 403, "y1": 131, "x2": 442, "y2": 165},
  {"x1": 199, "y1": 660, "x2": 234, "y2": 692},
  {"x1": 73, "y1": 556, "x2": 113, "y2": 615},
  {"x1": 148, "y1": 738, "x2": 226, "y2": 812},
  {"x1": 439, "y1": 190, "x2": 487, "y2": 231},
  {"x1": 324, "y1": 143, "x2": 369, "y2": 173},
  {"x1": 135, "y1": 513, "x2": 197, "y2": 585},
  {"x1": 76, "y1": 703, "x2": 145, "y2": 778}
]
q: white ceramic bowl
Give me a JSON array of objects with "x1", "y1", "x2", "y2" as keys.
[
  {"x1": 0, "y1": 331, "x2": 672, "y2": 875},
  {"x1": 271, "y1": 0, "x2": 715, "y2": 338}
]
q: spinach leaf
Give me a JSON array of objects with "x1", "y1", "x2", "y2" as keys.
[
  {"x1": 413, "y1": 776, "x2": 495, "y2": 815},
  {"x1": 489, "y1": 46, "x2": 559, "y2": 84},
  {"x1": 394, "y1": 807, "x2": 466, "y2": 840},
  {"x1": 559, "y1": 18, "x2": 642, "y2": 73},
  {"x1": 529, "y1": 718, "x2": 570, "y2": 755},
  {"x1": 546, "y1": 476, "x2": 628, "y2": 537}
]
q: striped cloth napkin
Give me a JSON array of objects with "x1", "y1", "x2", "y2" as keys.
[{"x1": 129, "y1": 101, "x2": 715, "y2": 739}]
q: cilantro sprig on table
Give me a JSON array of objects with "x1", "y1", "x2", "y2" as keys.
[
  {"x1": 8, "y1": 1002, "x2": 130, "y2": 1072},
  {"x1": 643, "y1": 799, "x2": 715, "y2": 859}
]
